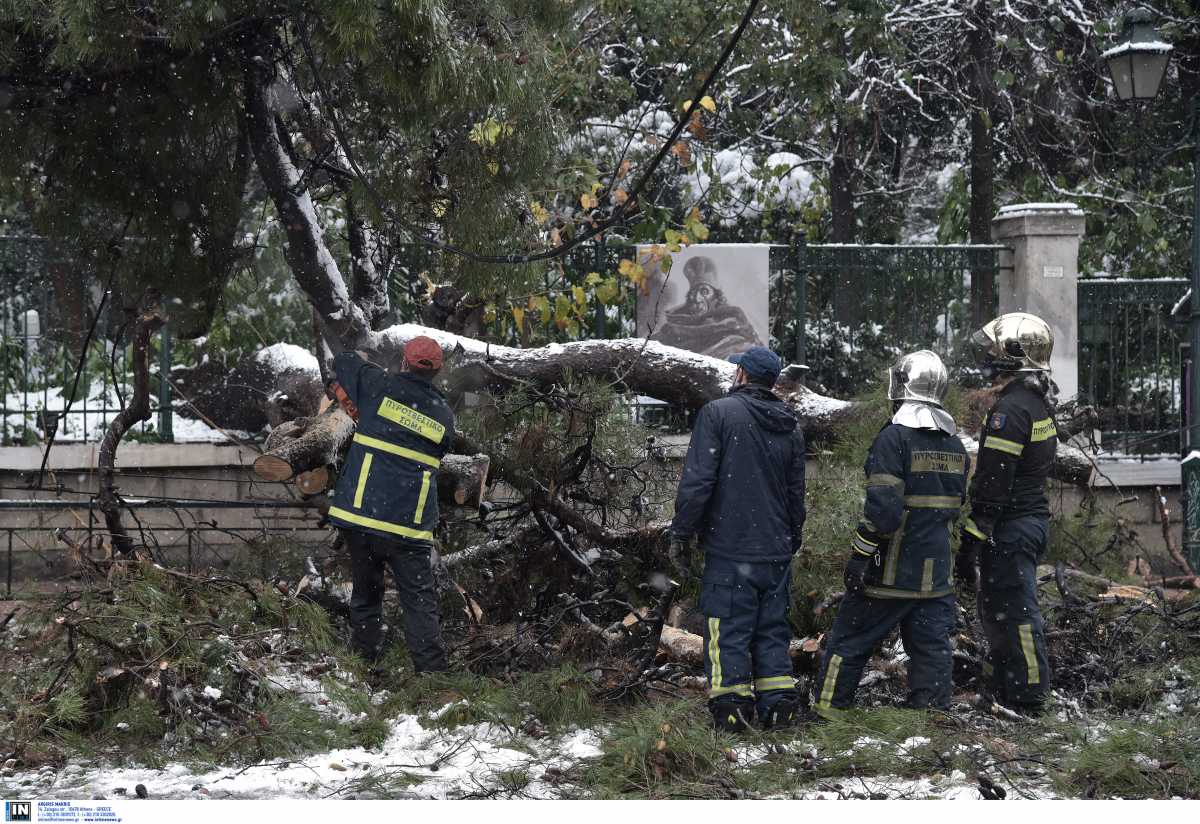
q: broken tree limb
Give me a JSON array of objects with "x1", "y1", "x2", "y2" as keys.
[
  {"x1": 439, "y1": 454, "x2": 490, "y2": 508},
  {"x1": 253, "y1": 405, "x2": 355, "y2": 481},
  {"x1": 1155, "y1": 485, "x2": 1198, "y2": 581}
]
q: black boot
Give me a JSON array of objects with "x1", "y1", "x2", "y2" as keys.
[
  {"x1": 709, "y1": 695, "x2": 756, "y2": 733},
  {"x1": 759, "y1": 691, "x2": 806, "y2": 730}
]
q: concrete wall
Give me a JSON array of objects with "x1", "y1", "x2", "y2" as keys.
[{"x1": 0, "y1": 443, "x2": 326, "y2": 588}]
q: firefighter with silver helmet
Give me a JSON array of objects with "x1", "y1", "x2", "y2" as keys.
[
  {"x1": 956, "y1": 313, "x2": 1058, "y2": 715},
  {"x1": 813, "y1": 350, "x2": 969, "y2": 715}
]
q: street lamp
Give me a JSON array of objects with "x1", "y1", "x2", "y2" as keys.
[
  {"x1": 1103, "y1": 8, "x2": 1200, "y2": 571},
  {"x1": 1100, "y1": 8, "x2": 1171, "y2": 101}
]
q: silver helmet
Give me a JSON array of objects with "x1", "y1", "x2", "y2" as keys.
[
  {"x1": 970, "y1": 312, "x2": 1053, "y2": 373},
  {"x1": 888, "y1": 350, "x2": 949, "y2": 406}
]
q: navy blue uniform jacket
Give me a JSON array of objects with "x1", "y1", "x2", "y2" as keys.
[
  {"x1": 670, "y1": 383, "x2": 806, "y2": 562},
  {"x1": 851, "y1": 423, "x2": 969, "y2": 598},
  {"x1": 327, "y1": 352, "x2": 456, "y2": 543}
]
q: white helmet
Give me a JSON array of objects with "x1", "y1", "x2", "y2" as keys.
[{"x1": 888, "y1": 350, "x2": 949, "y2": 406}]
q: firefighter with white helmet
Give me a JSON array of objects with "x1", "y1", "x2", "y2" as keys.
[
  {"x1": 813, "y1": 350, "x2": 969, "y2": 714},
  {"x1": 957, "y1": 312, "x2": 1058, "y2": 715}
]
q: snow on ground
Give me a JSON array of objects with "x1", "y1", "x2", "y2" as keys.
[{"x1": 20, "y1": 715, "x2": 602, "y2": 800}]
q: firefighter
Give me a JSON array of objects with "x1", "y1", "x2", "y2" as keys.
[
  {"x1": 956, "y1": 313, "x2": 1057, "y2": 715},
  {"x1": 814, "y1": 350, "x2": 969, "y2": 715},
  {"x1": 326, "y1": 336, "x2": 456, "y2": 673},
  {"x1": 668, "y1": 346, "x2": 807, "y2": 732}
]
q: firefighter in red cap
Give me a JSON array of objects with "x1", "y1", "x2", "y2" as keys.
[{"x1": 326, "y1": 336, "x2": 455, "y2": 672}]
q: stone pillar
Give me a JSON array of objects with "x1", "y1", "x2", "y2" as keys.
[{"x1": 991, "y1": 203, "x2": 1086, "y2": 401}]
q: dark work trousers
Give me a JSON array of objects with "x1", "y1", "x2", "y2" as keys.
[
  {"x1": 814, "y1": 591, "x2": 955, "y2": 714},
  {"x1": 979, "y1": 516, "x2": 1050, "y2": 709},
  {"x1": 345, "y1": 529, "x2": 448, "y2": 672},
  {"x1": 699, "y1": 555, "x2": 797, "y2": 719}
]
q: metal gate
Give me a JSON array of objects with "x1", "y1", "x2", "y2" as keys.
[{"x1": 772, "y1": 244, "x2": 1004, "y2": 396}]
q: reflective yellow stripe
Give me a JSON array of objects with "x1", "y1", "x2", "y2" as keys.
[
  {"x1": 1019, "y1": 623, "x2": 1040, "y2": 685},
  {"x1": 327, "y1": 506, "x2": 434, "y2": 541},
  {"x1": 863, "y1": 585, "x2": 954, "y2": 599},
  {"x1": 904, "y1": 495, "x2": 961, "y2": 509},
  {"x1": 353, "y1": 452, "x2": 374, "y2": 509},
  {"x1": 817, "y1": 654, "x2": 843, "y2": 709},
  {"x1": 1030, "y1": 418, "x2": 1057, "y2": 442},
  {"x1": 709, "y1": 683, "x2": 753, "y2": 698},
  {"x1": 754, "y1": 676, "x2": 796, "y2": 692},
  {"x1": 852, "y1": 533, "x2": 879, "y2": 555},
  {"x1": 353, "y1": 433, "x2": 441, "y2": 468},
  {"x1": 983, "y1": 436, "x2": 1024, "y2": 456},
  {"x1": 963, "y1": 518, "x2": 987, "y2": 540},
  {"x1": 708, "y1": 617, "x2": 722, "y2": 692},
  {"x1": 813, "y1": 703, "x2": 845, "y2": 720},
  {"x1": 377, "y1": 397, "x2": 446, "y2": 443},
  {"x1": 883, "y1": 512, "x2": 907, "y2": 586},
  {"x1": 414, "y1": 471, "x2": 431, "y2": 524},
  {"x1": 921, "y1": 558, "x2": 934, "y2": 592},
  {"x1": 865, "y1": 473, "x2": 905, "y2": 489}
]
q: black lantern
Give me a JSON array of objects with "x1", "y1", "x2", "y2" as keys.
[{"x1": 1102, "y1": 7, "x2": 1172, "y2": 101}]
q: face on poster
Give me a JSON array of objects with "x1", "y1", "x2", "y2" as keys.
[{"x1": 635, "y1": 244, "x2": 769, "y2": 360}]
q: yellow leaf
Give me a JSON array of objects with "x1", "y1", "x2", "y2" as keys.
[
  {"x1": 596, "y1": 277, "x2": 619, "y2": 305},
  {"x1": 483, "y1": 303, "x2": 497, "y2": 323},
  {"x1": 699, "y1": 95, "x2": 716, "y2": 113},
  {"x1": 530, "y1": 201, "x2": 550, "y2": 223},
  {"x1": 529, "y1": 294, "x2": 551, "y2": 324},
  {"x1": 486, "y1": 160, "x2": 499, "y2": 176},
  {"x1": 580, "y1": 192, "x2": 598, "y2": 210},
  {"x1": 680, "y1": 99, "x2": 692, "y2": 111},
  {"x1": 618, "y1": 258, "x2": 645, "y2": 285},
  {"x1": 573, "y1": 285, "x2": 587, "y2": 305},
  {"x1": 612, "y1": 188, "x2": 629, "y2": 205},
  {"x1": 584, "y1": 271, "x2": 603, "y2": 286},
  {"x1": 511, "y1": 306, "x2": 526, "y2": 329}
]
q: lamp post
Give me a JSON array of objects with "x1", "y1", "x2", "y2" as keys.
[{"x1": 1103, "y1": 8, "x2": 1200, "y2": 570}]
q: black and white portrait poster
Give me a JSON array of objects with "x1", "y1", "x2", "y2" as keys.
[{"x1": 635, "y1": 243, "x2": 770, "y2": 360}]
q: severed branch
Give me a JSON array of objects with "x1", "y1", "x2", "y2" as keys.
[{"x1": 1155, "y1": 485, "x2": 1198, "y2": 583}]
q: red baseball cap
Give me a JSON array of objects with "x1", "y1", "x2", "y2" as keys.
[{"x1": 404, "y1": 336, "x2": 443, "y2": 371}]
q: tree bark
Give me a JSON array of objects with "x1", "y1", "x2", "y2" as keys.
[
  {"x1": 241, "y1": 56, "x2": 374, "y2": 351},
  {"x1": 967, "y1": 0, "x2": 996, "y2": 326},
  {"x1": 830, "y1": 117, "x2": 864, "y2": 326},
  {"x1": 97, "y1": 291, "x2": 164, "y2": 556}
]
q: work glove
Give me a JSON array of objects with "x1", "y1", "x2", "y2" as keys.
[
  {"x1": 668, "y1": 536, "x2": 692, "y2": 583},
  {"x1": 955, "y1": 534, "x2": 985, "y2": 591},
  {"x1": 843, "y1": 551, "x2": 874, "y2": 594}
]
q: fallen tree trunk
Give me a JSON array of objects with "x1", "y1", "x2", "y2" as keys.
[{"x1": 187, "y1": 323, "x2": 1097, "y2": 491}]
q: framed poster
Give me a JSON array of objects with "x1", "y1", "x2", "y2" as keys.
[{"x1": 635, "y1": 243, "x2": 770, "y2": 360}]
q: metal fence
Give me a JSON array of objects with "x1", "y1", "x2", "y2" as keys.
[
  {"x1": 1078, "y1": 277, "x2": 1188, "y2": 456},
  {"x1": 772, "y1": 244, "x2": 1003, "y2": 396},
  {"x1": 0, "y1": 236, "x2": 175, "y2": 446}
]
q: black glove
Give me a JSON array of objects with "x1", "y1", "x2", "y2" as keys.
[
  {"x1": 843, "y1": 551, "x2": 874, "y2": 594},
  {"x1": 955, "y1": 534, "x2": 984, "y2": 591},
  {"x1": 668, "y1": 536, "x2": 692, "y2": 582}
]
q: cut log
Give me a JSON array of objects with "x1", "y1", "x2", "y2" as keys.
[
  {"x1": 252, "y1": 405, "x2": 355, "y2": 481},
  {"x1": 659, "y1": 625, "x2": 703, "y2": 666},
  {"x1": 295, "y1": 467, "x2": 331, "y2": 496},
  {"x1": 440, "y1": 454, "x2": 490, "y2": 508}
]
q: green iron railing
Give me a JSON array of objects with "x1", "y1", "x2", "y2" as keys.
[
  {"x1": 1078, "y1": 277, "x2": 1188, "y2": 456},
  {"x1": 0, "y1": 236, "x2": 175, "y2": 445}
]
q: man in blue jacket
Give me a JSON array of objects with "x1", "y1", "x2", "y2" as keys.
[
  {"x1": 326, "y1": 336, "x2": 456, "y2": 672},
  {"x1": 668, "y1": 346, "x2": 807, "y2": 732},
  {"x1": 813, "y1": 350, "x2": 968, "y2": 715}
]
